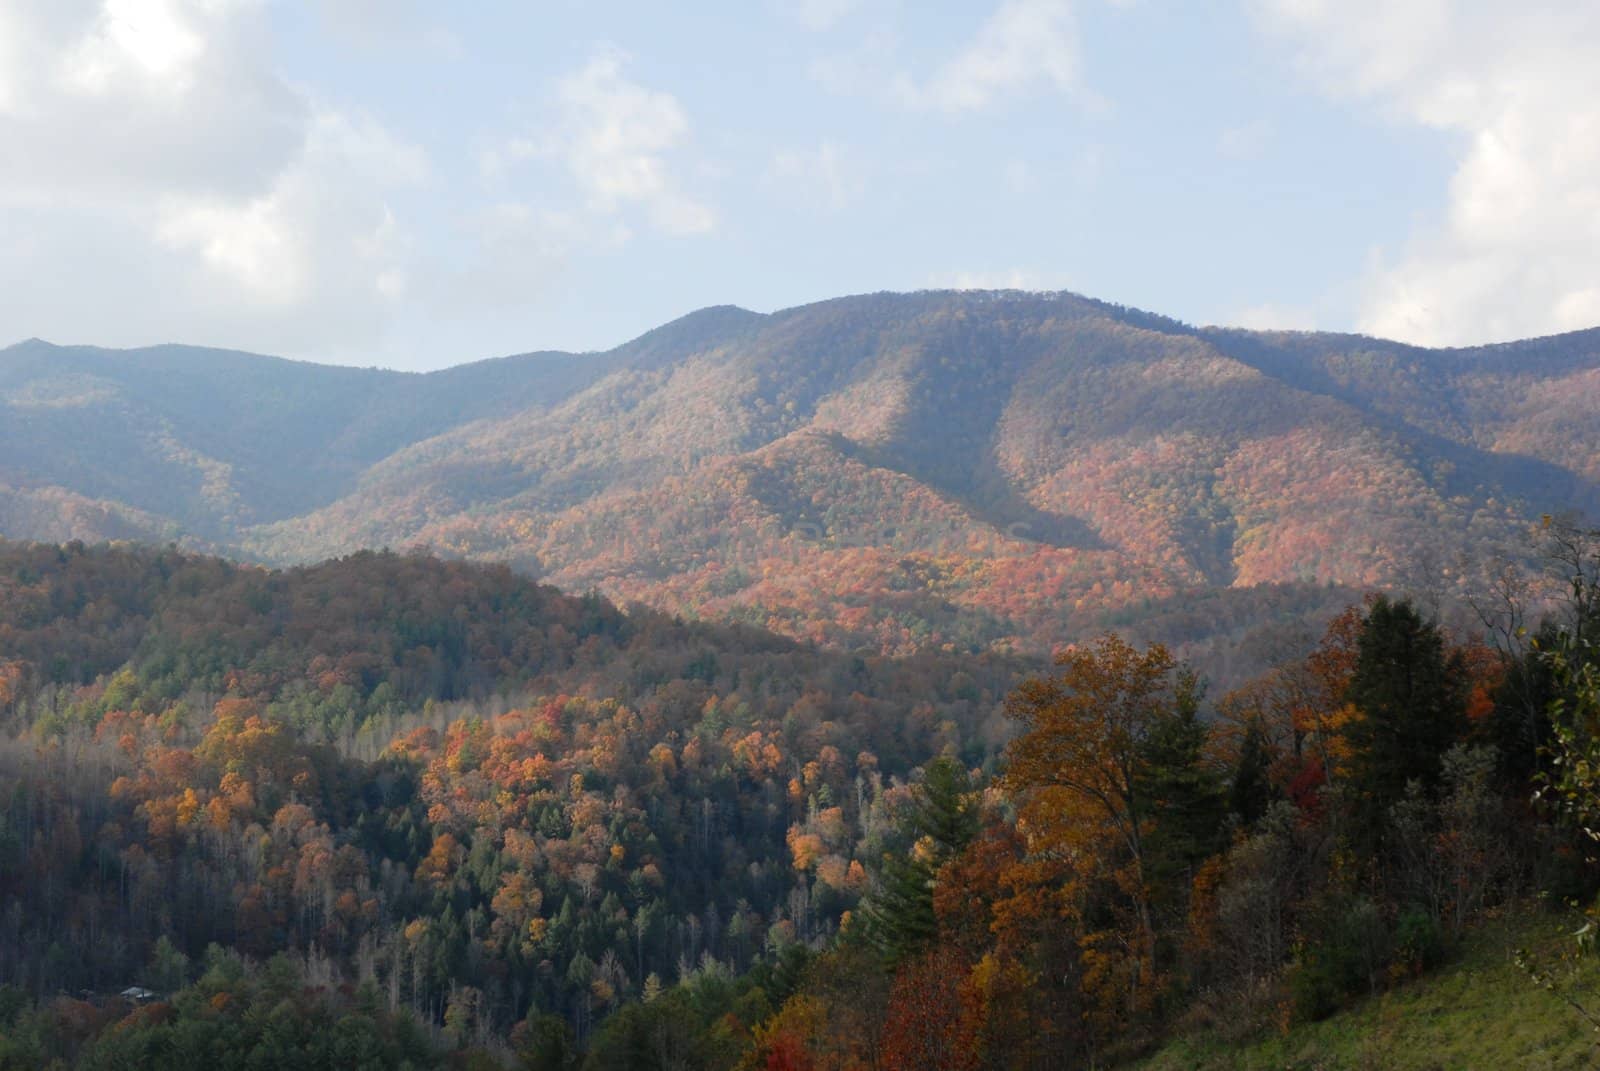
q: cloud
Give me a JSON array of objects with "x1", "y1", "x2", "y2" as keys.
[
  {"x1": 0, "y1": 0, "x2": 306, "y2": 203},
  {"x1": 432, "y1": 203, "x2": 634, "y2": 315},
  {"x1": 1002, "y1": 159, "x2": 1036, "y2": 194},
  {"x1": 767, "y1": 142, "x2": 864, "y2": 212},
  {"x1": 927, "y1": 269, "x2": 1078, "y2": 291},
  {"x1": 313, "y1": 0, "x2": 463, "y2": 54},
  {"x1": 1251, "y1": 0, "x2": 1600, "y2": 345},
  {"x1": 486, "y1": 47, "x2": 715, "y2": 238},
  {"x1": 556, "y1": 48, "x2": 715, "y2": 235},
  {"x1": 994, "y1": 149, "x2": 1101, "y2": 199},
  {"x1": 896, "y1": 0, "x2": 1080, "y2": 113},
  {"x1": 1231, "y1": 302, "x2": 1316, "y2": 331},
  {"x1": 0, "y1": 0, "x2": 427, "y2": 358},
  {"x1": 780, "y1": 0, "x2": 865, "y2": 32},
  {"x1": 64, "y1": 0, "x2": 207, "y2": 91},
  {"x1": 156, "y1": 112, "x2": 427, "y2": 310},
  {"x1": 1217, "y1": 119, "x2": 1272, "y2": 161},
  {"x1": 806, "y1": 29, "x2": 901, "y2": 99},
  {"x1": 454, "y1": 47, "x2": 715, "y2": 324}
]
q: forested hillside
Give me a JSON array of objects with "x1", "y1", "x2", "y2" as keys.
[
  {"x1": 5, "y1": 290, "x2": 1598, "y2": 665},
  {"x1": 0, "y1": 540, "x2": 1024, "y2": 1066},
  {"x1": 2, "y1": 523, "x2": 1599, "y2": 1069}
]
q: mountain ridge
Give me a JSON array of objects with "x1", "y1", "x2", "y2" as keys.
[
  {"x1": 15, "y1": 286, "x2": 1600, "y2": 374},
  {"x1": 4, "y1": 288, "x2": 1597, "y2": 669}
]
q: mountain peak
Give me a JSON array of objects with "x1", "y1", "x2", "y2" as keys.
[
  {"x1": 4, "y1": 337, "x2": 59, "y2": 353},
  {"x1": 2, "y1": 293, "x2": 1597, "y2": 674}
]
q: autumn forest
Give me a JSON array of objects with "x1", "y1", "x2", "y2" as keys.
[
  {"x1": 4, "y1": 293, "x2": 1600, "y2": 1068},
  {"x1": 0, "y1": 511, "x2": 1595, "y2": 1069}
]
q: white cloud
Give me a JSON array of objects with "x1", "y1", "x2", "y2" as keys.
[
  {"x1": 1231, "y1": 302, "x2": 1316, "y2": 331},
  {"x1": 313, "y1": 0, "x2": 463, "y2": 53},
  {"x1": 486, "y1": 47, "x2": 715, "y2": 238},
  {"x1": 156, "y1": 112, "x2": 427, "y2": 310},
  {"x1": 780, "y1": 0, "x2": 865, "y2": 32},
  {"x1": 928, "y1": 269, "x2": 1077, "y2": 291},
  {"x1": 896, "y1": 0, "x2": 1080, "y2": 113},
  {"x1": 556, "y1": 47, "x2": 715, "y2": 235},
  {"x1": 806, "y1": 28, "x2": 901, "y2": 99},
  {"x1": 996, "y1": 150, "x2": 1101, "y2": 196},
  {"x1": 0, "y1": 0, "x2": 428, "y2": 358},
  {"x1": 63, "y1": 0, "x2": 209, "y2": 93},
  {"x1": 0, "y1": 0, "x2": 306, "y2": 202},
  {"x1": 432, "y1": 202, "x2": 631, "y2": 314},
  {"x1": 1003, "y1": 159, "x2": 1036, "y2": 194},
  {"x1": 456, "y1": 48, "x2": 715, "y2": 321},
  {"x1": 767, "y1": 141, "x2": 863, "y2": 212},
  {"x1": 1217, "y1": 119, "x2": 1272, "y2": 161},
  {"x1": 1251, "y1": 0, "x2": 1600, "y2": 345},
  {"x1": 1070, "y1": 142, "x2": 1105, "y2": 187}
]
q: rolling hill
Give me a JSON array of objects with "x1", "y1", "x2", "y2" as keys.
[{"x1": 4, "y1": 289, "x2": 1598, "y2": 666}]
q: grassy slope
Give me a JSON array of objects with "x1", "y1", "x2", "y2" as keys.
[{"x1": 1138, "y1": 911, "x2": 1600, "y2": 1071}]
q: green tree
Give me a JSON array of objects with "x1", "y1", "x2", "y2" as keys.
[
  {"x1": 517, "y1": 1013, "x2": 575, "y2": 1071},
  {"x1": 1534, "y1": 625, "x2": 1600, "y2": 840},
  {"x1": 581, "y1": 990, "x2": 709, "y2": 1071},
  {"x1": 1229, "y1": 717, "x2": 1278, "y2": 828},
  {"x1": 148, "y1": 935, "x2": 190, "y2": 994},
  {"x1": 1489, "y1": 624, "x2": 1562, "y2": 790},
  {"x1": 859, "y1": 756, "x2": 979, "y2": 965},
  {"x1": 1344, "y1": 597, "x2": 1466, "y2": 843},
  {"x1": 1135, "y1": 677, "x2": 1228, "y2": 922},
  {"x1": 1002, "y1": 635, "x2": 1203, "y2": 967}
]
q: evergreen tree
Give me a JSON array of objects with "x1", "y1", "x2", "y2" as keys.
[
  {"x1": 146, "y1": 935, "x2": 190, "y2": 994},
  {"x1": 858, "y1": 756, "x2": 978, "y2": 965},
  {"x1": 516, "y1": 1014, "x2": 575, "y2": 1071},
  {"x1": 1135, "y1": 675, "x2": 1228, "y2": 920},
  {"x1": 1531, "y1": 554, "x2": 1600, "y2": 843},
  {"x1": 1344, "y1": 596, "x2": 1466, "y2": 844},
  {"x1": 1488, "y1": 623, "x2": 1562, "y2": 790},
  {"x1": 1229, "y1": 717, "x2": 1278, "y2": 828}
]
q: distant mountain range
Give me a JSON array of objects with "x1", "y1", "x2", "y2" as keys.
[{"x1": 5, "y1": 289, "x2": 1598, "y2": 670}]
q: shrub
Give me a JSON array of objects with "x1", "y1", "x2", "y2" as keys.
[
  {"x1": 1290, "y1": 898, "x2": 1390, "y2": 1022},
  {"x1": 1394, "y1": 906, "x2": 1445, "y2": 975}
]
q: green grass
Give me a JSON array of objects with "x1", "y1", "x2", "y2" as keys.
[{"x1": 1136, "y1": 911, "x2": 1600, "y2": 1071}]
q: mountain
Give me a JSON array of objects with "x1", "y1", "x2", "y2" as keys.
[{"x1": 5, "y1": 290, "x2": 1599, "y2": 665}]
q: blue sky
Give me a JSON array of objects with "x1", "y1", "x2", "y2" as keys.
[{"x1": 2, "y1": 1, "x2": 1597, "y2": 370}]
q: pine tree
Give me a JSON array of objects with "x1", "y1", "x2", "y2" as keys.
[
  {"x1": 859, "y1": 756, "x2": 978, "y2": 965},
  {"x1": 1229, "y1": 717, "x2": 1278, "y2": 828},
  {"x1": 1488, "y1": 624, "x2": 1561, "y2": 789},
  {"x1": 147, "y1": 935, "x2": 190, "y2": 994},
  {"x1": 1532, "y1": 552, "x2": 1600, "y2": 841},
  {"x1": 1135, "y1": 674, "x2": 1228, "y2": 922},
  {"x1": 1344, "y1": 596, "x2": 1466, "y2": 844}
]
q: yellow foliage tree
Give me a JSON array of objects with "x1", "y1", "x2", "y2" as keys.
[{"x1": 1002, "y1": 633, "x2": 1195, "y2": 1018}]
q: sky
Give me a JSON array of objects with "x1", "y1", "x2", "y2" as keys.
[{"x1": 2, "y1": 1, "x2": 1598, "y2": 371}]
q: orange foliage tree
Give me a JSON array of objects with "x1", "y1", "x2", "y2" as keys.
[
  {"x1": 881, "y1": 945, "x2": 978, "y2": 1071},
  {"x1": 1001, "y1": 634, "x2": 1200, "y2": 1023}
]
